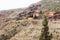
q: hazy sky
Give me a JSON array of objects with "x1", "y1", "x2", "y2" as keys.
[{"x1": 0, "y1": 0, "x2": 41, "y2": 10}]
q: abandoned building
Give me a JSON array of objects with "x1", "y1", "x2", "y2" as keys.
[
  {"x1": 33, "y1": 10, "x2": 42, "y2": 19},
  {"x1": 53, "y1": 11, "x2": 60, "y2": 20},
  {"x1": 48, "y1": 11, "x2": 60, "y2": 20},
  {"x1": 27, "y1": 10, "x2": 42, "y2": 20}
]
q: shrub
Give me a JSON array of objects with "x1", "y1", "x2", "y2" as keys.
[
  {"x1": 31, "y1": 20, "x2": 38, "y2": 25},
  {"x1": 39, "y1": 15, "x2": 52, "y2": 40},
  {"x1": 20, "y1": 20, "x2": 29, "y2": 26}
]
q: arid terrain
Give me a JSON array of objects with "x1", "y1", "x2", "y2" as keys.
[
  {"x1": 0, "y1": 20, "x2": 60, "y2": 40},
  {"x1": 0, "y1": 0, "x2": 60, "y2": 40}
]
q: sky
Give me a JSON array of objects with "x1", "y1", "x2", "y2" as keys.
[{"x1": 0, "y1": 0, "x2": 41, "y2": 10}]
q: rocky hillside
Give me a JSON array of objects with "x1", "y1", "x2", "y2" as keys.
[
  {"x1": 16, "y1": 0, "x2": 60, "y2": 20},
  {"x1": 0, "y1": 20, "x2": 60, "y2": 40},
  {"x1": 41, "y1": 0, "x2": 60, "y2": 11},
  {"x1": 0, "y1": 8, "x2": 25, "y2": 18},
  {"x1": 0, "y1": 0, "x2": 60, "y2": 19},
  {"x1": 0, "y1": 0, "x2": 60, "y2": 40}
]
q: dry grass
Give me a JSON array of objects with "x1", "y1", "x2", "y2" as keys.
[{"x1": 0, "y1": 20, "x2": 60, "y2": 40}]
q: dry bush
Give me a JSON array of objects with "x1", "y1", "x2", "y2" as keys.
[{"x1": 31, "y1": 20, "x2": 38, "y2": 25}]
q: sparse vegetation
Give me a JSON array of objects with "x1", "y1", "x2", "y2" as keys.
[
  {"x1": 16, "y1": 17, "x2": 22, "y2": 20},
  {"x1": 32, "y1": 20, "x2": 38, "y2": 25},
  {"x1": 0, "y1": 21, "x2": 22, "y2": 40},
  {"x1": 0, "y1": 0, "x2": 60, "y2": 40}
]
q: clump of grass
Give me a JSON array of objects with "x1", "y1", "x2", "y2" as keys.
[
  {"x1": 31, "y1": 20, "x2": 38, "y2": 25},
  {"x1": 20, "y1": 20, "x2": 29, "y2": 26},
  {"x1": 0, "y1": 34, "x2": 7, "y2": 40}
]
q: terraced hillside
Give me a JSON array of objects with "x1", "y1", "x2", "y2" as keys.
[{"x1": 0, "y1": 20, "x2": 60, "y2": 40}]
